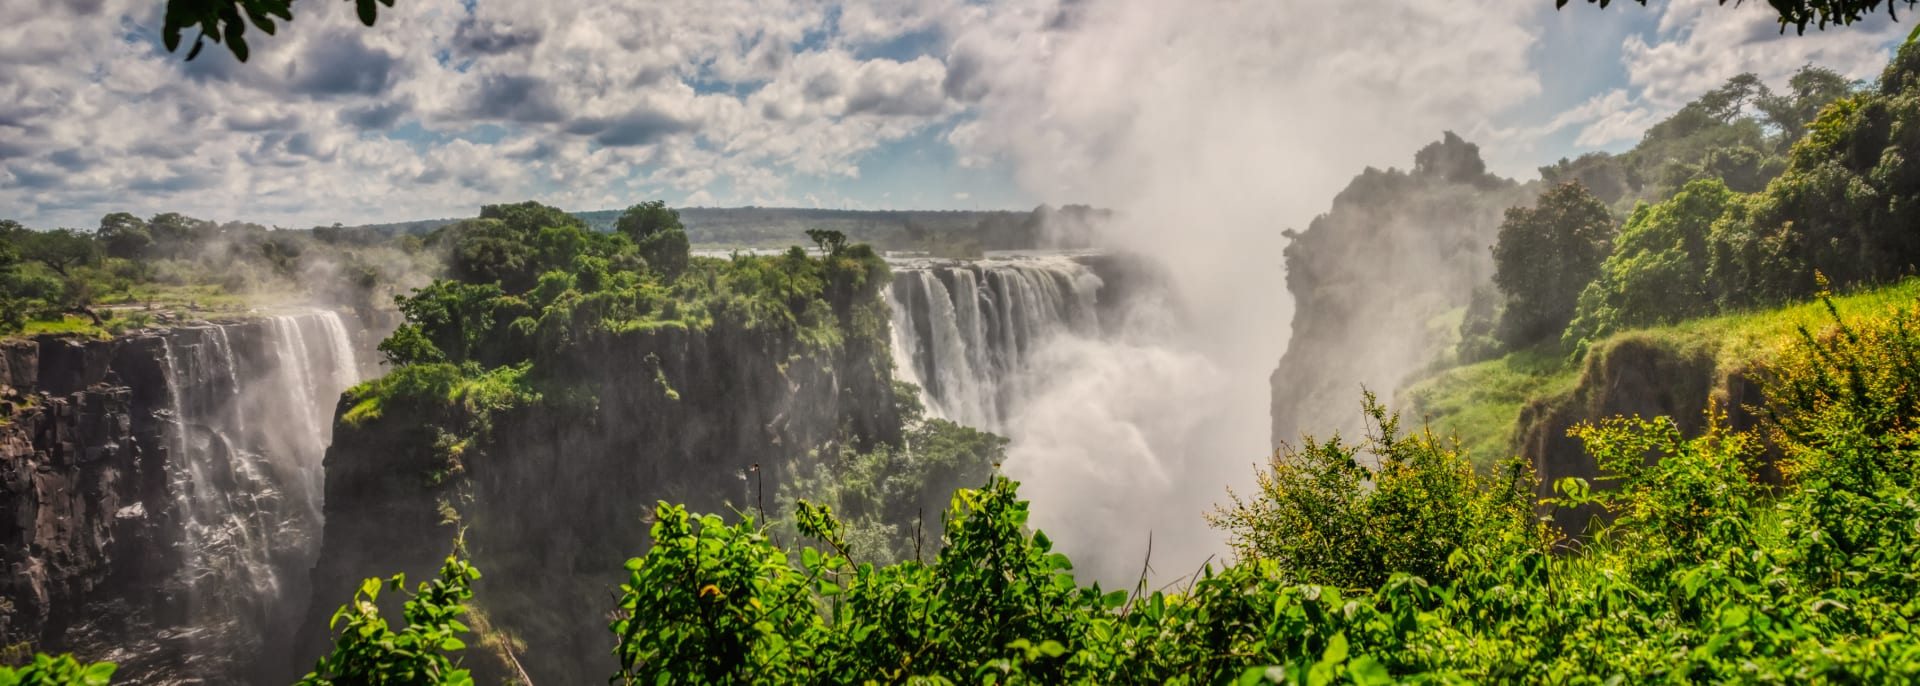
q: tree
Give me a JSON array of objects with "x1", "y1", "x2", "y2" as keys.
[
  {"x1": 615, "y1": 201, "x2": 683, "y2": 244},
  {"x1": 1564, "y1": 179, "x2": 1736, "y2": 348},
  {"x1": 1560, "y1": 0, "x2": 1917, "y2": 34},
  {"x1": 805, "y1": 228, "x2": 848, "y2": 256},
  {"x1": 638, "y1": 229, "x2": 690, "y2": 279},
  {"x1": 147, "y1": 212, "x2": 212, "y2": 259},
  {"x1": 1491, "y1": 183, "x2": 1616, "y2": 348},
  {"x1": 96, "y1": 213, "x2": 154, "y2": 260},
  {"x1": 163, "y1": 0, "x2": 396, "y2": 62},
  {"x1": 1755, "y1": 65, "x2": 1859, "y2": 146},
  {"x1": 19, "y1": 229, "x2": 99, "y2": 278}
]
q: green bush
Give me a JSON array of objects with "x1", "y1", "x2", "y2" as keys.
[{"x1": 1209, "y1": 391, "x2": 1545, "y2": 589}]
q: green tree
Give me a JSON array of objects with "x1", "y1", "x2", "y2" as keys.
[
  {"x1": 1709, "y1": 41, "x2": 1920, "y2": 306},
  {"x1": 1210, "y1": 392, "x2": 1544, "y2": 589},
  {"x1": 1491, "y1": 183, "x2": 1615, "y2": 348},
  {"x1": 1564, "y1": 178, "x2": 1736, "y2": 348},
  {"x1": 637, "y1": 228, "x2": 689, "y2": 279},
  {"x1": 1560, "y1": 0, "x2": 1917, "y2": 33},
  {"x1": 18, "y1": 229, "x2": 99, "y2": 278},
  {"x1": 146, "y1": 212, "x2": 210, "y2": 259},
  {"x1": 615, "y1": 201, "x2": 683, "y2": 243},
  {"x1": 1755, "y1": 65, "x2": 1859, "y2": 147},
  {"x1": 95, "y1": 213, "x2": 153, "y2": 260},
  {"x1": 804, "y1": 228, "x2": 848, "y2": 256}
]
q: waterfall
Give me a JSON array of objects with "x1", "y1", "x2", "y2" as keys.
[
  {"x1": 887, "y1": 255, "x2": 1105, "y2": 432},
  {"x1": 154, "y1": 309, "x2": 364, "y2": 673}
]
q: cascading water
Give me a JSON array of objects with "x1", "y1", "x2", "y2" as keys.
[
  {"x1": 886, "y1": 253, "x2": 1246, "y2": 586},
  {"x1": 887, "y1": 255, "x2": 1103, "y2": 433},
  {"x1": 152, "y1": 310, "x2": 364, "y2": 680}
]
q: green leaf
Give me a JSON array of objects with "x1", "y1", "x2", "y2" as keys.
[
  {"x1": 1038, "y1": 640, "x2": 1066, "y2": 658},
  {"x1": 81, "y1": 662, "x2": 118, "y2": 686},
  {"x1": 1347, "y1": 656, "x2": 1392, "y2": 686},
  {"x1": 1321, "y1": 632, "x2": 1349, "y2": 665}
]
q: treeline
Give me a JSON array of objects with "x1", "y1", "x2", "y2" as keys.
[
  {"x1": 1466, "y1": 51, "x2": 1919, "y2": 359},
  {"x1": 0, "y1": 212, "x2": 435, "y2": 335},
  {"x1": 343, "y1": 204, "x2": 1113, "y2": 253}
]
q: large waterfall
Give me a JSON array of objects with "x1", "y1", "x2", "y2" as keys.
[
  {"x1": 152, "y1": 311, "x2": 364, "y2": 679},
  {"x1": 887, "y1": 255, "x2": 1105, "y2": 432},
  {"x1": 885, "y1": 253, "x2": 1252, "y2": 587}
]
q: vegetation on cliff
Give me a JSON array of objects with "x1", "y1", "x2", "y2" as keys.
[{"x1": 340, "y1": 200, "x2": 897, "y2": 484}]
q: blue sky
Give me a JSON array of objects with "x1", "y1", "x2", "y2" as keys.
[{"x1": 0, "y1": 0, "x2": 1906, "y2": 229}]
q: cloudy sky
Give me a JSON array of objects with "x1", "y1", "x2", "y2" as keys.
[{"x1": 0, "y1": 0, "x2": 1906, "y2": 229}]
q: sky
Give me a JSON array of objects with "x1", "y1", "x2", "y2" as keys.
[{"x1": 0, "y1": 0, "x2": 1908, "y2": 230}]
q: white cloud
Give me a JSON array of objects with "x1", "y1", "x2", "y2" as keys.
[
  {"x1": 0, "y1": 0, "x2": 967, "y2": 227},
  {"x1": 1486, "y1": 0, "x2": 1903, "y2": 163}
]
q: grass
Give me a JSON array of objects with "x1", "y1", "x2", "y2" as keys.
[
  {"x1": 1400, "y1": 344, "x2": 1581, "y2": 469},
  {"x1": 1401, "y1": 277, "x2": 1920, "y2": 469},
  {"x1": 7, "y1": 282, "x2": 339, "y2": 342}
]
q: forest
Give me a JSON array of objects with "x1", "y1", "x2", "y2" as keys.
[{"x1": 8, "y1": 3, "x2": 1920, "y2": 686}]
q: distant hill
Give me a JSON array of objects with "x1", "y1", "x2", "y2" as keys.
[{"x1": 332, "y1": 205, "x2": 1109, "y2": 252}]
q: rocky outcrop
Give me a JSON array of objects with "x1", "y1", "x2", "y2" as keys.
[
  {"x1": 0, "y1": 336, "x2": 177, "y2": 659},
  {"x1": 1514, "y1": 334, "x2": 1777, "y2": 536},
  {"x1": 1270, "y1": 135, "x2": 1531, "y2": 447},
  {"x1": 0, "y1": 311, "x2": 380, "y2": 681},
  {"x1": 302, "y1": 315, "x2": 900, "y2": 684}
]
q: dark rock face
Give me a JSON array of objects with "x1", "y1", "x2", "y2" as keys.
[
  {"x1": 301, "y1": 318, "x2": 900, "y2": 684},
  {"x1": 1514, "y1": 335, "x2": 1777, "y2": 536},
  {"x1": 0, "y1": 312, "x2": 380, "y2": 683},
  {"x1": 0, "y1": 336, "x2": 179, "y2": 663},
  {"x1": 1269, "y1": 140, "x2": 1531, "y2": 448}
]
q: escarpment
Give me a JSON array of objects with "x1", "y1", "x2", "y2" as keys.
[
  {"x1": 0, "y1": 312, "x2": 376, "y2": 683},
  {"x1": 301, "y1": 277, "x2": 901, "y2": 684}
]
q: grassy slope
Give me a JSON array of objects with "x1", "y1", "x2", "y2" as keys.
[{"x1": 1402, "y1": 277, "x2": 1920, "y2": 468}]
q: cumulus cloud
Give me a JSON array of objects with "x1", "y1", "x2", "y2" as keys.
[
  {"x1": 0, "y1": 0, "x2": 968, "y2": 227},
  {"x1": 1483, "y1": 0, "x2": 1902, "y2": 158}
]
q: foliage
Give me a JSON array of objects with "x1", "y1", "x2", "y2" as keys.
[
  {"x1": 0, "y1": 654, "x2": 114, "y2": 686},
  {"x1": 1563, "y1": 178, "x2": 1736, "y2": 349},
  {"x1": 299, "y1": 554, "x2": 481, "y2": 686},
  {"x1": 1211, "y1": 391, "x2": 1546, "y2": 589},
  {"x1": 614, "y1": 200, "x2": 683, "y2": 243},
  {"x1": 161, "y1": 0, "x2": 393, "y2": 62},
  {"x1": 777, "y1": 382, "x2": 1007, "y2": 565},
  {"x1": 601, "y1": 334, "x2": 1920, "y2": 681},
  {"x1": 0, "y1": 211, "x2": 432, "y2": 336},
  {"x1": 1702, "y1": 42, "x2": 1920, "y2": 309},
  {"x1": 1539, "y1": 67, "x2": 1851, "y2": 211},
  {"x1": 1491, "y1": 182, "x2": 1615, "y2": 349},
  {"x1": 1561, "y1": 0, "x2": 1917, "y2": 33}
]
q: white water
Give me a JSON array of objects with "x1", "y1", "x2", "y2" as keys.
[
  {"x1": 156, "y1": 310, "x2": 363, "y2": 656},
  {"x1": 888, "y1": 254, "x2": 1246, "y2": 585},
  {"x1": 888, "y1": 255, "x2": 1103, "y2": 434}
]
